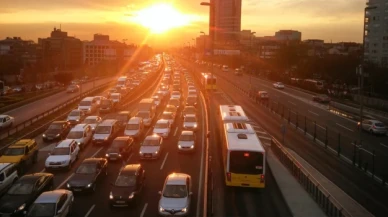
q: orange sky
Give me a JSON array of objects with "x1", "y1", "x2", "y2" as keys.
[{"x1": 0, "y1": 0, "x2": 367, "y2": 47}]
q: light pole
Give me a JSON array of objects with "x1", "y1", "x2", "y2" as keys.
[
  {"x1": 200, "y1": 31, "x2": 206, "y2": 60},
  {"x1": 200, "y1": 1, "x2": 215, "y2": 84}
]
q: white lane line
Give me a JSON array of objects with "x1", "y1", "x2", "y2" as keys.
[
  {"x1": 288, "y1": 100, "x2": 296, "y2": 106},
  {"x1": 173, "y1": 127, "x2": 178, "y2": 136},
  {"x1": 258, "y1": 136, "x2": 272, "y2": 141},
  {"x1": 140, "y1": 203, "x2": 148, "y2": 217},
  {"x1": 308, "y1": 110, "x2": 319, "y2": 116},
  {"x1": 336, "y1": 123, "x2": 354, "y2": 132},
  {"x1": 56, "y1": 174, "x2": 74, "y2": 189},
  {"x1": 197, "y1": 91, "x2": 207, "y2": 216},
  {"x1": 160, "y1": 152, "x2": 169, "y2": 170},
  {"x1": 380, "y1": 143, "x2": 388, "y2": 148},
  {"x1": 316, "y1": 123, "x2": 326, "y2": 130},
  {"x1": 84, "y1": 204, "x2": 95, "y2": 217},
  {"x1": 40, "y1": 168, "x2": 45, "y2": 173},
  {"x1": 90, "y1": 147, "x2": 103, "y2": 158}
]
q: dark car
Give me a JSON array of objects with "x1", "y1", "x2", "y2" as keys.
[
  {"x1": 99, "y1": 99, "x2": 115, "y2": 113},
  {"x1": 105, "y1": 137, "x2": 134, "y2": 162},
  {"x1": 312, "y1": 94, "x2": 331, "y2": 103},
  {"x1": 66, "y1": 158, "x2": 108, "y2": 193},
  {"x1": 116, "y1": 111, "x2": 131, "y2": 130},
  {"x1": 0, "y1": 173, "x2": 54, "y2": 216},
  {"x1": 109, "y1": 164, "x2": 145, "y2": 207},
  {"x1": 42, "y1": 121, "x2": 71, "y2": 142}
]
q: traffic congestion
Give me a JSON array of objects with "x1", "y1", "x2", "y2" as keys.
[{"x1": 0, "y1": 54, "x2": 206, "y2": 217}]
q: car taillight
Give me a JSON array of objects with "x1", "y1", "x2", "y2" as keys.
[
  {"x1": 226, "y1": 172, "x2": 231, "y2": 182},
  {"x1": 260, "y1": 175, "x2": 265, "y2": 183},
  {"x1": 373, "y1": 125, "x2": 376, "y2": 129}
]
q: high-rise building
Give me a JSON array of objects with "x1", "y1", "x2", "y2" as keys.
[
  {"x1": 275, "y1": 30, "x2": 302, "y2": 42},
  {"x1": 212, "y1": 0, "x2": 242, "y2": 43},
  {"x1": 363, "y1": 0, "x2": 388, "y2": 67}
]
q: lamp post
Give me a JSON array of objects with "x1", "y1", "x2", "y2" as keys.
[
  {"x1": 200, "y1": 1, "x2": 214, "y2": 83},
  {"x1": 200, "y1": 31, "x2": 206, "y2": 60}
]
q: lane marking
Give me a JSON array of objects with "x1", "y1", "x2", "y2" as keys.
[
  {"x1": 380, "y1": 143, "x2": 388, "y2": 148},
  {"x1": 308, "y1": 110, "x2": 319, "y2": 116},
  {"x1": 140, "y1": 203, "x2": 148, "y2": 217},
  {"x1": 160, "y1": 152, "x2": 169, "y2": 170},
  {"x1": 40, "y1": 168, "x2": 45, "y2": 173},
  {"x1": 56, "y1": 174, "x2": 74, "y2": 189},
  {"x1": 90, "y1": 147, "x2": 103, "y2": 158},
  {"x1": 197, "y1": 90, "x2": 207, "y2": 216},
  {"x1": 84, "y1": 204, "x2": 95, "y2": 217},
  {"x1": 258, "y1": 135, "x2": 272, "y2": 141},
  {"x1": 316, "y1": 123, "x2": 326, "y2": 130},
  {"x1": 336, "y1": 123, "x2": 354, "y2": 132},
  {"x1": 173, "y1": 127, "x2": 178, "y2": 136},
  {"x1": 288, "y1": 101, "x2": 296, "y2": 106}
]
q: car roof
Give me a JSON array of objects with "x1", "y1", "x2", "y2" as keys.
[
  {"x1": 85, "y1": 116, "x2": 99, "y2": 119},
  {"x1": 35, "y1": 190, "x2": 68, "y2": 203},
  {"x1": 72, "y1": 124, "x2": 88, "y2": 130},
  {"x1": 166, "y1": 173, "x2": 190, "y2": 185},
  {"x1": 118, "y1": 111, "x2": 130, "y2": 115},
  {"x1": 128, "y1": 117, "x2": 142, "y2": 123},
  {"x1": 145, "y1": 135, "x2": 160, "y2": 140},
  {"x1": 162, "y1": 111, "x2": 173, "y2": 115},
  {"x1": 21, "y1": 173, "x2": 53, "y2": 183},
  {"x1": 121, "y1": 164, "x2": 141, "y2": 175},
  {"x1": 114, "y1": 136, "x2": 131, "y2": 141},
  {"x1": 57, "y1": 139, "x2": 74, "y2": 148},
  {"x1": 181, "y1": 131, "x2": 194, "y2": 136},
  {"x1": 0, "y1": 163, "x2": 13, "y2": 171},
  {"x1": 185, "y1": 114, "x2": 196, "y2": 118},
  {"x1": 10, "y1": 139, "x2": 34, "y2": 147},
  {"x1": 99, "y1": 119, "x2": 116, "y2": 125},
  {"x1": 0, "y1": 115, "x2": 9, "y2": 118},
  {"x1": 157, "y1": 119, "x2": 169, "y2": 124},
  {"x1": 184, "y1": 106, "x2": 195, "y2": 109}
]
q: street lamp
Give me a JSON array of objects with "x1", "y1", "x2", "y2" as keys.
[
  {"x1": 200, "y1": 1, "x2": 215, "y2": 89},
  {"x1": 200, "y1": 31, "x2": 206, "y2": 59}
]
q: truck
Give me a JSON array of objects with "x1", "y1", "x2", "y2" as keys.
[{"x1": 138, "y1": 98, "x2": 156, "y2": 114}]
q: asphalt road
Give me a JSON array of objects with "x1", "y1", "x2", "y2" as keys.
[
  {"x1": 181, "y1": 60, "x2": 388, "y2": 216},
  {"x1": 21, "y1": 66, "x2": 207, "y2": 217},
  {"x1": 5, "y1": 77, "x2": 114, "y2": 126}
]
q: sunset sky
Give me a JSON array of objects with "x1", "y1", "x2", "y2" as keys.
[{"x1": 0, "y1": 0, "x2": 367, "y2": 47}]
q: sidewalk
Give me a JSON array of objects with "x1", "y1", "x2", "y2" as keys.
[
  {"x1": 267, "y1": 149, "x2": 327, "y2": 217},
  {"x1": 286, "y1": 148, "x2": 374, "y2": 217}
]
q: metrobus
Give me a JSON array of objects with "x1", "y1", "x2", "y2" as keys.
[
  {"x1": 218, "y1": 105, "x2": 266, "y2": 188},
  {"x1": 219, "y1": 105, "x2": 249, "y2": 123},
  {"x1": 201, "y1": 73, "x2": 217, "y2": 90}
]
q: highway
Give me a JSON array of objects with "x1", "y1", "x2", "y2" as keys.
[
  {"x1": 19, "y1": 61, "x2": 207, "y2": 217},
  {"x1": 179, "y1": 58, "x2": 388, "y2": 216},
  {"x1": 5, "y1": 77, "x2": 113, "y2": 126}
]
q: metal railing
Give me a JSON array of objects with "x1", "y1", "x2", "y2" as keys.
[{"x1": 271, "y1": 138, "x2": 351, "y2": 217}]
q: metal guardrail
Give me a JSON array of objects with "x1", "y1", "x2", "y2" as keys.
[
  {"x1": 271, "y1": 139, "x2": 351, "y2": 217},
  {"x1": 0, "y1": 80, "x2": 114, "y2": 144}
]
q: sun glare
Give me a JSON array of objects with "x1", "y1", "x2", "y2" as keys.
[{"x1": 129, "y1": 3, "x2": 191, "y2": 33}]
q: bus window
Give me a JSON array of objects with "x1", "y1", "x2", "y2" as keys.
[{"x1": 229, "y1": 151, "x2": 263, "y2": 174}]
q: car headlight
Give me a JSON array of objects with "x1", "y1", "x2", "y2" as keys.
[
  {"x1": 109, "y1": 192, "x2": 113, "y2": 199},
  {"x1": 139, "y1": 151, "x2": 143, "y2": 154},
  {"x1": 55, "y1": 134, "x2": 60, "y2": 137},
  {"x1": 76, "y1": 119, "x2": 79, "y2": 122},
  {"x1": 42, "y1": 134, "x2": 46, "y2": 137},
  {"x1": 182, "y1": 208, "x2": 187, "y2": 213},
  {"x1": 86, "y1": 183, "x2": 93, "y2": 188},
  {"x1": 159, "y1": 206, "x2": 165, "y2": 212},
  {"x1": 155, "y1": 151, "x2": 158, "y2": 154},
  {"x1": 118, "y1": 154, "x2": 122, "y2": 157},
  {"x1": 77, "y1": 142, "x2": 81, "y2": 145},
  {"x1": 104, "y1": 137, "x2": 108, "y2": 140},
  {"x1": 105, "y1": 154, "x2": 109, "y2": 157},
  {"x1": 67, "y1": 183, "x2": 71, "y2": 188},
  {"x1": 190, "y1": 145, "x2": 194, "y2": 149},
  {"x1": 88, "y1": 108, "x2": 91, "y2": 111},
  {"x1": 128, "y1": 192, "x2": 134, "y2": 199},
  {"x1": 178, "y1": 145, "x2": 182, "y2": 148},
  {"x1": 194, "y1": 124, "x2": 197, "y2": 128},
  {"x1": 18, "y1": 203, "x2": 26, "y2": 211}
]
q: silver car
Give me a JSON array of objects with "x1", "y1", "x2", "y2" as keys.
[
  {"x1": 139, "y1": 135, "x2": 163, "y2": 159},
  {"x1": 183, "y1": 114, "x2": 198, "y2": 131},
  {"x1": 178, "y1": 131, "x2": 196, "y2": 152},
  {"x1": 158, "y1": 173, "x2": 192, "y2": 216},
  {"x1": 25, "y1": 189, "x2": 73, "y2": 217}
]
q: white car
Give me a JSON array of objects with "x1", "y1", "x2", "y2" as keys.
[
  {"x1": 183, "y1": 114, "x2": 198, "y2": 131},
  {"x1": 26, "y1": 189, "x2": 74, "y2": 217},
  {"x1": 82, "y1": 116, "x2": 102, "y2": 131},
  {"x1": 45, "y1": 139, "x2": 80, "y2": 170},
  {"x1": 170, "y1": 91, "x2": 181, "y2": 100},
  {"x1": 66, "y1": 124, "x2": 93, "y2": 149},
  {"x1": 66, "y1": 110, "x2": 85, "y2": 125},
  {"x1": 168, "y1": 98, "x2": 181, "y2": 109},
  {"x1": 139, "y1": 135, "x2": 163, "y2": 159},
  {"x1": 153, "y1": 120, "x2": 171, "y2": 138},
  {"x1": 94, "y1": 96, "x2": 106, "y2": 107},
  {"x1": 178, "y1": 131, "x2": 196, "y2": 152},
  {"x1": 160, "y1": 112, "x2": 176, "y2": 125},
  {"x1": 136, "y1": 111, "x2": 153, "y2": 127},
  {"x1": 158, "y1": 173, "x2": 192, "y2": 216},
  {"x1": 273, "y1": 82, "x2": 285, "y2": 89},
  {"x1": 152, "y1": 95, "x2": 162, "y2": 108},
  {"x1": 183, "y1": 106, "x2": 197, "y2": 117},
  {"x1": 0, "y1": 115, "x2": 14, "y2": 129},
  {"x1": 359, "y1": 119, "x2": 387, "y2": 135}
]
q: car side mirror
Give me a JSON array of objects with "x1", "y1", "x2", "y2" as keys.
[{"x1": 158, "y1": 191, "x2": 162, "y2": 195}]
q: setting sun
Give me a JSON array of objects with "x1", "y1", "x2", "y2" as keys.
[{"x1": 129, "y1": 3, "x2": 192, "y2": 34}]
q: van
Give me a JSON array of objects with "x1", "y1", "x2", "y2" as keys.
[
  {"x1": 92, "y1": 120, "x2": 120, "y2": 145},
  {"x1": 124, "y1": 117, "x2": 144, "y2": 139},
  {"x1": 78, "y1": 97, "x2": 98, "y2": 114},
  {"x1": 66, "y1": 124, "x2": 93, "y2": 149}
]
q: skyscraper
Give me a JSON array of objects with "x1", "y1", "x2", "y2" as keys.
[
  {"x1": 363, "y1": 0, "x2": 388, "y2": 67},
  {"x1": 212, "y1": 0, "x2": 242, "y2": 43}
]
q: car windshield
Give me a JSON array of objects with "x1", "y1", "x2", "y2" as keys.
[
  {"x1": 27, "y1": 203, "x2": 56, "y2": 217},
  {"x1": 375, "y1": 122, "x2": 385, "y2": 127},
  {"x1": 51, "y1": 147, "x2": 69, "y2": 155},
  {"x1": 95, "y1": 126, "x2": 111, "y2": 134},
  {"x1": 143, "y1": 139, "x2": 160, "y2": 146},
  {"x1": 184, "y1": 108, "x2": 195, "y2": 114},
  {"x1": 111, "y1": 95, "x2": 119, "y2": 99},
  {"x1": 126, "y1": 124, "x2": 139, "y2": 130},
  {"x1": 68, "y1": 85, "x2": 76, "y2": 89},
  {"x1": 111, "y1": 140, "x2": 126, "y2": 148},
  {"x1": 48, "y1": 123, "x2": 62, "y2": 130},
  {"x1": 67, "y1": 131, "x2": 83, "y2": 139},
  {"x1": 117, "y1": 115, "x2": 128, "y2": 121},
  {"x1": 180, "y1": 134, "x2": 194, "y2": 141},
  {"x1": 163, "y1": 185, "x2": 187, "y2": 198},
  {"x1": 169, "y1": 100, "x2": 179, "y2": 105},
  {"x1": 69, "y1": 111, "x2": 80, "y2": 116},
  {"x1": 161, "y1": 114, "x2": 173, "y2": 119},
  {"x1": 172, "y1": 92, "x2": 180, "y2": 96},
  {"x1": 101, "y1": 100, "x2": 111, "y2": 106},
  {"x1": 115, "y1": 175, "x2": 136, "y2": 187},
  {"x1": 84, "y1": 118, "x2": 97, "y2": 124},
  {"x1": 76, "y1": 163, "x2": 97, "y2": 174},
  {"x1": 8, "y1": 182, "x2": 34, "y2": 195},
  {"x1": 79, "y1": 101, "x2": 91, "y2": 106},
  {"x1": 155, "y1": 122, "x2": 168, "y2": 128},
  {"x1": 4, "y1": 147, "x2": 24, "y2": 156},
  {"x1": 166, "y1": 107, "x2": 177, "y2": 113},
  {"x1": 136, "y1": 112, "x2": 149, "y2": 119},
  {"x1": 185, "y1": 117, "x2": 196, "y2": 122}
]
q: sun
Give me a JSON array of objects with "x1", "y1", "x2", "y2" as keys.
[{"x1": 129, "y1": 3, "x2": 191, "y2": 33}]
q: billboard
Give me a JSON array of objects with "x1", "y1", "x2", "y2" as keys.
[{"x1": 213, "y1": 49, "x2": 240, "y2": 55}]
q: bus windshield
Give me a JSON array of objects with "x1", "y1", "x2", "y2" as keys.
[{"x1": 229, "y1": 151, "x2": 263, "y2": 175}]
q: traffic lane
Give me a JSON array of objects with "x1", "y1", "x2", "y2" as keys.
[
  {"x1": 208, "y1": 92, "x2": 291, "y2": 217},
  {"x1": 8, "y1": 77, "x2": 113, "y2": 126},
  {"x1": 216, "y1": 78, "x2": 388, "y2": 216}
]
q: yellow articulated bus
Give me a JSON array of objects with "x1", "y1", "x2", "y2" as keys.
[
  {"x1": 218, "y1": 105, "x2": 266, "y2": 188},
  {"x1": 201, "y1": 73, "x2": 217, "y2": 90}
]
